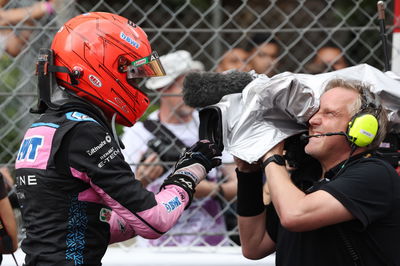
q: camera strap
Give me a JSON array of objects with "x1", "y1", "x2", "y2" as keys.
[{"x1": 143, "y1": 119, "x2": 187, "y2": 150}]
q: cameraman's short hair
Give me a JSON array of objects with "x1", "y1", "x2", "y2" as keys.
[{"x1": 324, "y1": 78, "x2": 388, "y2": 150}]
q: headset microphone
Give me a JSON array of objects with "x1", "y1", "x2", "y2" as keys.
[{"x1": 300, "y1": 132, "x2": 347, "y2": 142}]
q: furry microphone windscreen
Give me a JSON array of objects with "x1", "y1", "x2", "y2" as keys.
[{"x1": 182, "y1": 71, "x2": 254, "y2": 108}]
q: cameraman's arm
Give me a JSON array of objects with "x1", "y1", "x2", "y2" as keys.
[
  {"x1": 239, "y1": 211, "x2": 275, "y2": 259},
  {"x1": 235, "y1": 158, "x2": 275, "y2": 259},
  {"x1": 219, "y1": 162, "x2": 237, "y2": 200},
  {"x1": 0, "y1": 177, "x2": 18, "y2": 253}
]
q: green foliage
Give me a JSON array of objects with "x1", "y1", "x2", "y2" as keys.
[{"x1": 0, "y1": 54, "x2": 22, "y2": 164}]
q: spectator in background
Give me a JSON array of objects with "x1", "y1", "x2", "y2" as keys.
[
  {"x1": 0, "y1": 167, "x2": 18, "y2": 209},
  {"x1": 305, "y1": 44, "x2": 348, "y2": 74},
  {"x1": 0, "y1": 171, "x2": 18, "y2": 264},
  {"x1": 0, "y1": 167, "x2": 13, "y2": 192},
  {"x1": 122, "y1": 50, "x2": 237, "y2": 246},
  {"x1": 0, "y1": 0, "x2": 67, "y2": 57},
  {"x1": 216, "y1": 47, "x2": 250, "y2": 72},
  {"x1": 247, "y1": 33, "x2": 280, "y2": 76}
]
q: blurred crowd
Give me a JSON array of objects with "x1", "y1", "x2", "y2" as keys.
[{"x1": 0, "y1": 3, "x2": 399, "y2": 266}]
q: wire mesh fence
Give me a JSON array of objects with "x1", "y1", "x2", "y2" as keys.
[{"x1": 0, "y1": 0, "x2": 397, "y2": 251}]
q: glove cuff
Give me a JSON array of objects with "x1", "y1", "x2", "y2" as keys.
[
  {"x1": 160, "y1": 174, "x2": 196, "y2": 209},
  {"x1": 236, "y1": 168, "x2": 265, "y2": 217},
  {"x1": 174, "y1": 163, "x2": 207, "y2": 185}
]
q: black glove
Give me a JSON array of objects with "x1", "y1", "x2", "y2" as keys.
[
  {"x1": 174, "y1": 139, "x2": 222, "y2": 174},
  {"x1": 160, "y1": 140, "x2": 222, "y2": 208}
]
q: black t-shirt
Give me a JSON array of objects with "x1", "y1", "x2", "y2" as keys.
[{"x1": 266, "y1": 154, "x2": 400, "y2": 266}]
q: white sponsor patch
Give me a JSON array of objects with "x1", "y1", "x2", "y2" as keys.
[
  {"x1": 360, "y1": 129, "x2": 374, "y2": 138},
  {"x1": 88, "y1": 74, "x2": 102, "y2": 87}
]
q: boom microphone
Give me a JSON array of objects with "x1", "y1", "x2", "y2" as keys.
[
  {"x1": 182, "y1": 71, "x2": 253, "y2": 108},
  {"x1": 300, "y1": 132, "x2": 347, "y2": 142}
]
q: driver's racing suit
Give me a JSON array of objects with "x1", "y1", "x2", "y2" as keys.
[{"x1": 15, "y1": 102, "x2": 190, "y2": 266}]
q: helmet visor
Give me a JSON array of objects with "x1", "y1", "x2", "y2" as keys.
[{"x1": 119, "y1": 51, "x2": 166, "y2": 79}]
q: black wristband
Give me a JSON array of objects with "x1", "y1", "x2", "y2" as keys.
[
  {"x1": 160, "y1": 174, "x2": 195, "y2": 209},
  {"x1": 262, "y1": 154, "x2": 285, "y2": 171},
  {"x1": 236, "y1": 168, "x2": 265, "y2": 217}
]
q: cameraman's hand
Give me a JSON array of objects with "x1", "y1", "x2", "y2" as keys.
[
  {"x1": 234, "y1": 157, "x2": 261, "y2": 173},
  {"x1": 136, "y1": 153, "x2": 164, "y2": 187},
  {"x1": 173, "y1": 140, "x2": 222, "y2": 185}
]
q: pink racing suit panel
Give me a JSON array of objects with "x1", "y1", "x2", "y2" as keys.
[{"x1": 71, "y1": 167, "x2": 189, "y2": 240}]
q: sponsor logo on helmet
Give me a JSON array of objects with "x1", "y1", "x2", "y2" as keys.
[
  {"x1": 127, "y1": 21, "x2": 140, "y2": 38},
  {"x1": 88, "y1": 74, "x2": 102, "y2": 87},
  {"x1": 127, "y1": 20, "x2": 137, "y2": 28},
  {"x1": 120, "y1": 32, "x2": 140, "y2": 49},
  {"x1": 133, "y1": 58, "x2": 148, "y2": 67}
]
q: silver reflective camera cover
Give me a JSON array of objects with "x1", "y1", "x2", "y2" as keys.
[{"x1": 203, "y1": 64, "x2": 400, "y2": 163}]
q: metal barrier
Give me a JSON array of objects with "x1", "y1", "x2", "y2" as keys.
[{"x1": 0, "y1": 0, "x2": 397, "y2": 254}]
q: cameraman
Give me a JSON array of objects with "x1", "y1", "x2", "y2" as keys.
[
  {"x1": 121, "y1": 50, "x2": 237, "y2": 246},
  {"x1": 236, "y1": 79, "x2": 400, "y2": 265}
]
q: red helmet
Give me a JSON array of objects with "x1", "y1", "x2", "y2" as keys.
[{"x1": 50, "y1": 12, "x2": 165, "y2": 126}]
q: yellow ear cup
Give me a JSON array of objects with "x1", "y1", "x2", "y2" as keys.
[{"x1": 347, "y1": 114, "x2": 378, "y2": 147}]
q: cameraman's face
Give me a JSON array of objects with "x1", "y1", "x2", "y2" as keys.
[
  {"x1": 161, "y1": 75, "x2": 194, "y2": 118},
  {"x1": 305, "y1": 87, "x2": 357, "y2": 165}
]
